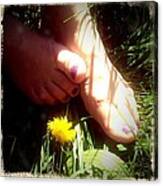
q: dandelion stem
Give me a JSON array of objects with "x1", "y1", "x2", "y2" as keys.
[
  {"x1": 59, "y1": 146, "x2": 63, "y2": 174},
  {"x1": 65, "y1": 103, "x2": 70, "y2": 117},
  {"x1": 73, "y1": 141, "x2": 77, "y2": 173}
]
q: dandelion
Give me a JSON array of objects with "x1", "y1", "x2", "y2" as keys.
[{"x1": 47, "y1": 116, "x2": 76, "y2": 144}]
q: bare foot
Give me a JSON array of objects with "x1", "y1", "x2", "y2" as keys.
[
  {"x1": 42, "y1": 4, "x2": 140, "y2": 143},
  {"x1": 3, "y1": 15, "x2": 86, "y2": 105}
]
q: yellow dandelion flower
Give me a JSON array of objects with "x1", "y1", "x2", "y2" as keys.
[{"x1": 47, "y1": 116, "x2": 76, "y2": 144}]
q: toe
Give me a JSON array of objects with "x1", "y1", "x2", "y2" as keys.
[
  {"x1": 96, "y1": 101, "x2": 139, "y2": 143},
  {"x1": 32, "y1": 87, "x2": 56, "y2": 105},
  {"x1": 56, "y1": 44, "x2": 86, "y2": 83},
  {"x1": 45, "y1": 81, "x2": 70, "y2": 103},
  {"x1": 51, "y1": 70, "x2": 80, "y2": 97},
  {"x1": 30, "y1": 88, "x2": 43, "y2": 105}
]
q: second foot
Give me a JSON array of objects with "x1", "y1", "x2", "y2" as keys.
[{"x1": 41, "y1": 4, "x2": 140, "y2": 143}]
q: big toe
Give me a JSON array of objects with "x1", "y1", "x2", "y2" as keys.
[
  {"x1": 56, "y1": 44, "x2": 86, "y2": 83},
  {"x1": 96, "y1": 101, "x2": 139, "y2": 143}
]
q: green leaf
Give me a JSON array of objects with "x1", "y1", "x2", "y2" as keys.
[
  {"x1": 116, "y1": 144, "x2": 127, "y2": 152},
  {"x1": 83, "y1": 149, "x2": 124, "y2": 170},
  {"x1": 66, "y1": 149, "x2": 124, "y2": 175}
]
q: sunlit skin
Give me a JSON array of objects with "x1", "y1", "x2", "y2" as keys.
[
  {"x1": 4, "y1": 15, "x2": 86, "y2": 105},
  {"x1": 42, "y1": 4, "x2": 140, "y2": 143}
]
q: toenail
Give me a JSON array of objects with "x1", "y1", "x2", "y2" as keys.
[
  {"x1": 71, "y1": 87, "x2": 80, "y2": 97},
  {"x1": 122, "y1": 126, "x2": 131, "y2": 134},
  {"x1": 70, "y1": 65, "x2": 78, "y2": 80}
]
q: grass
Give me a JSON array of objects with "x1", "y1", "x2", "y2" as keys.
[{"x1": 31, "y1": 115, "x2": 131, "y2": 179}]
